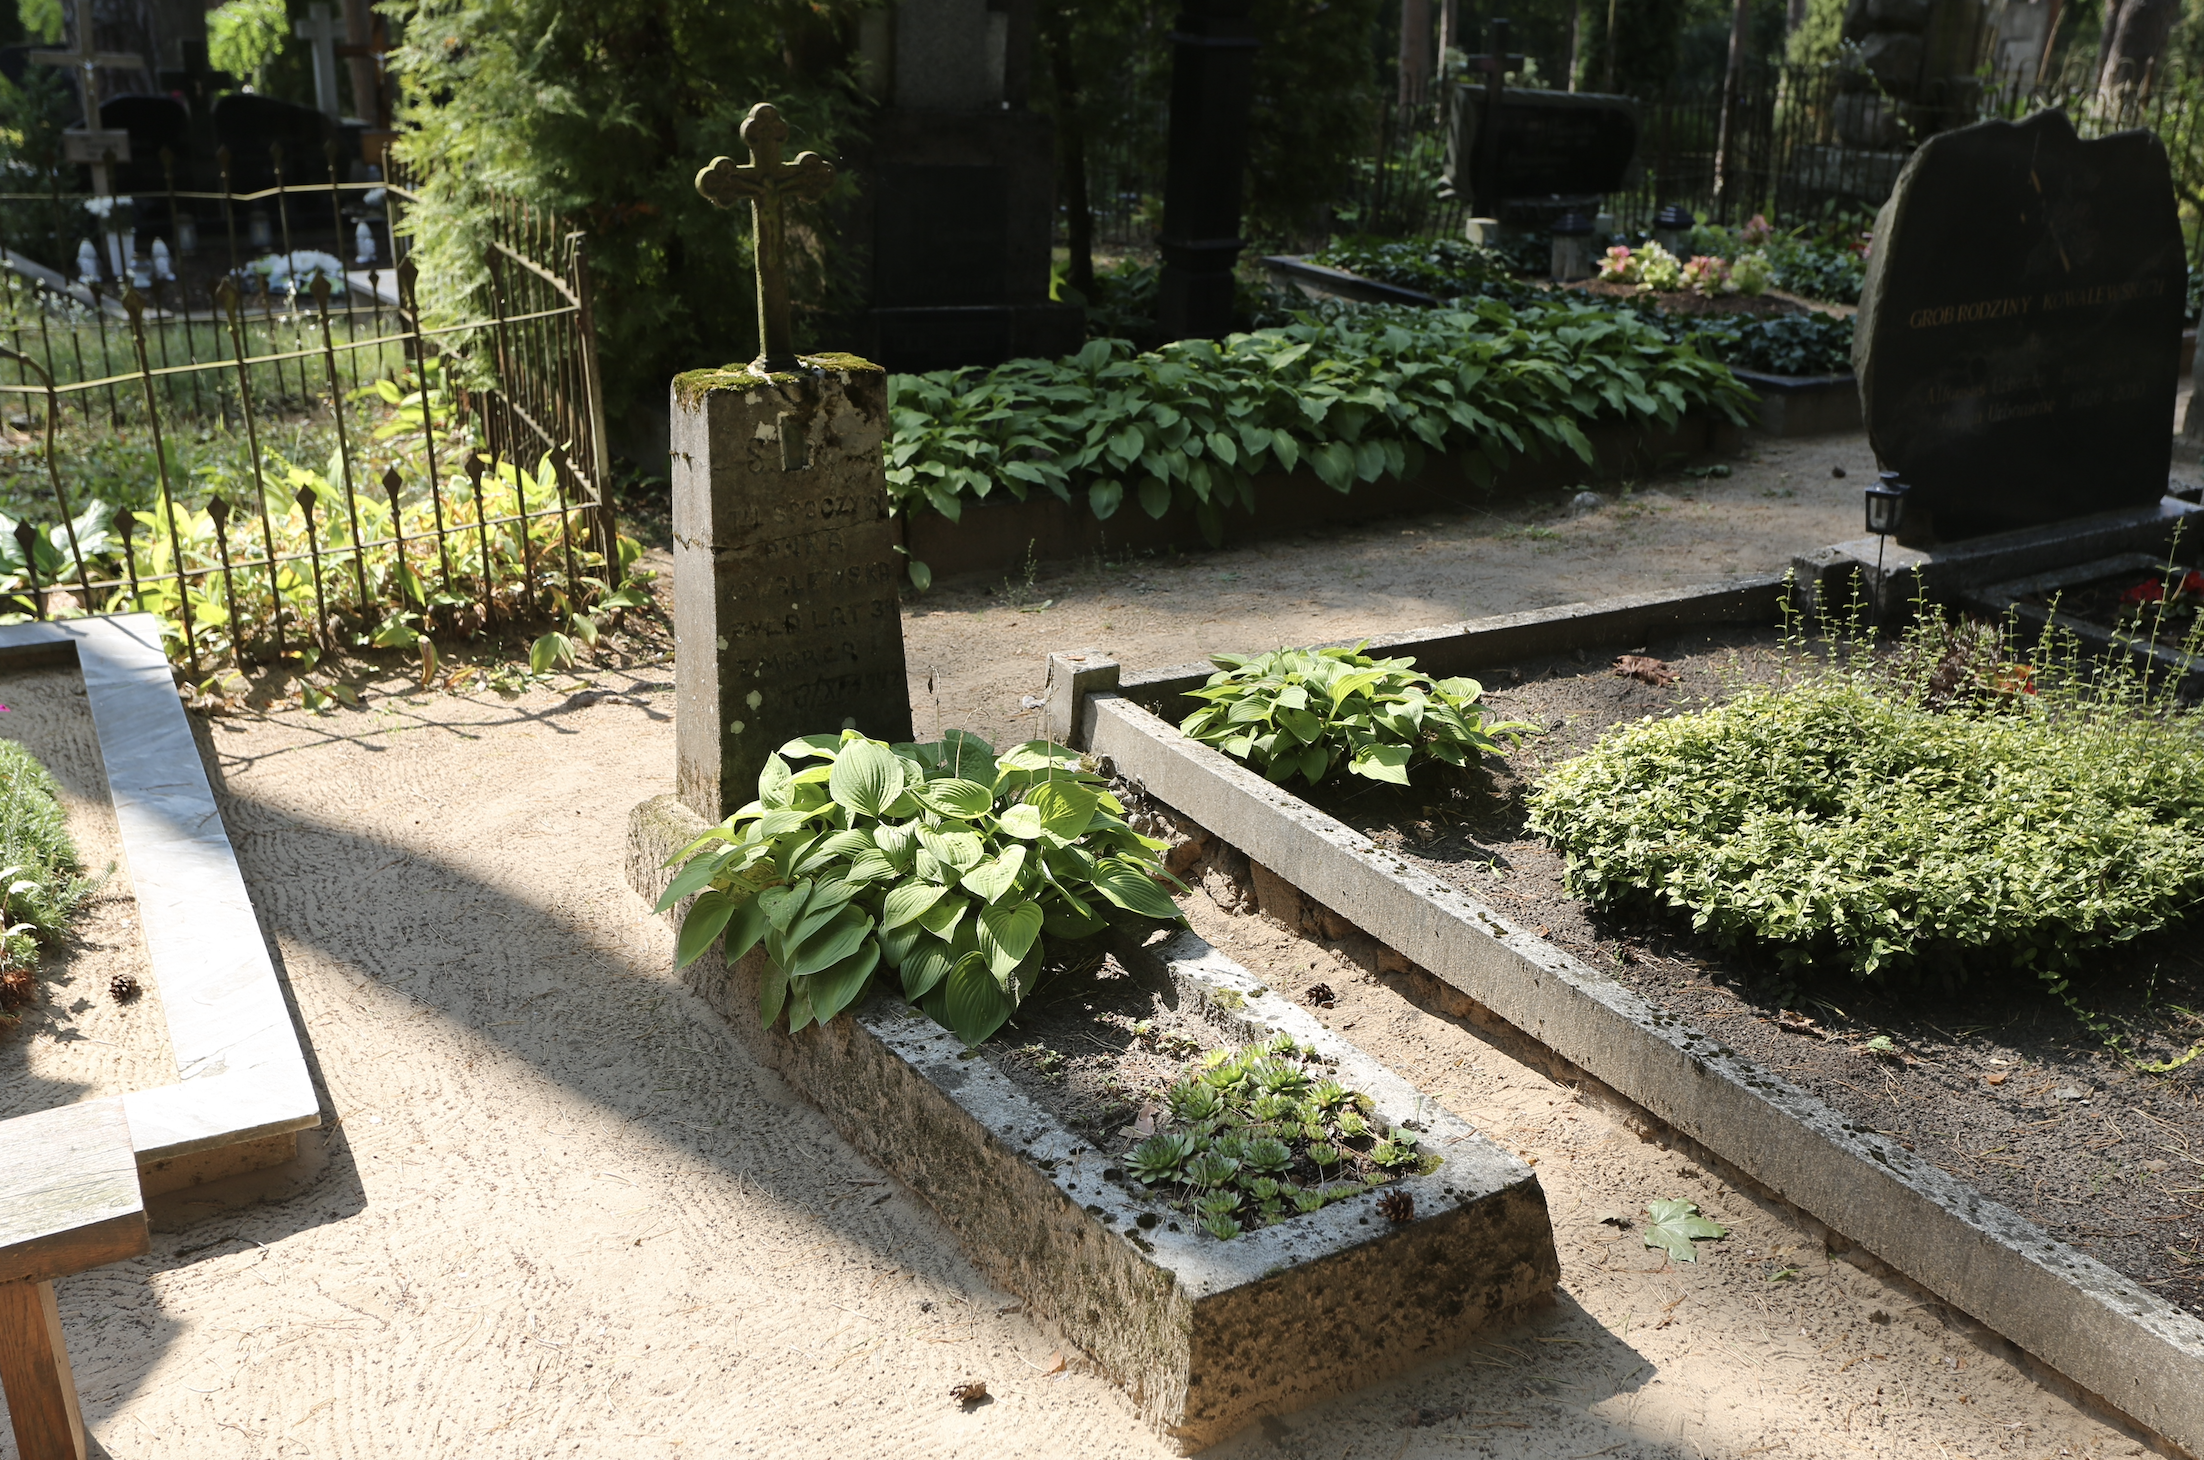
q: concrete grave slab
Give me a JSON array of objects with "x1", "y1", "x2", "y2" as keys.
[
  {"x1": 1066, "y1": 586, "x2": 2204, "y2": 1457},
  {"x1": 0, "y1": 615, "x2": 319, "y2": 1198},
  {"x1": 626, "y1": 793, "x2": 1559, "y2": 1452}
]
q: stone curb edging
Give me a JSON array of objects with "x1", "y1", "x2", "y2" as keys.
[
  {"x1": 626, "y1": 794, "x2": 1559, "y2": 1452},
  {"x1": 1066, "y1": 589, "x2": 2204, "y2": 1458},
  {"x1": 0, "y1": 615, "x2": 320, "y2": 1194}
]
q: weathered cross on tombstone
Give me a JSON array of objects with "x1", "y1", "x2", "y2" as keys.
[
  {"x1": 30, "y1": 0, "x2": 139, "y2": 196},
  {"x1": 1463, "y1": 17, "x2": 1526, "y2": 218},
  {"x1": 294, "y1": 3, "x2": 347, "y2": 121},
  {"x1": 696, "y1": 103, "x2": 837, "y2": 374}
]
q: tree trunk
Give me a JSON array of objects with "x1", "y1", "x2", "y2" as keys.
[
  {"x1": 1399, "y1": 0, "x2": 1432, "y2": 108},
  {"x1": 2097, "y1": 0, "x2": 2180, "y2": 103},
  {"x1": 1041, "y1": 13, "x2": 1094, "y2": 296},
  {"x1": 1712, "y1": 0, "x2": 1755, "y2": 211},
  {"x1": 1569, "y1": 0, "x2": 1585, "y2": 90}
]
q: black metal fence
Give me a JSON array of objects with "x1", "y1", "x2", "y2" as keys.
[
  {"x1": 1066, "y1": 64, "x2": 2204, "y2": 264},
  {"x1": 0, "y1": 149, "x2": 616, "y2": 680}
]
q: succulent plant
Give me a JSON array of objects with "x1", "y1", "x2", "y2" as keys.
[
  {"x1": 1196, "y1": 1191, "x2": 1243, "y2": 1219},
  {"x1": 1244, "y1": 1138, "x2": 1294, "y2": 1175},
  {"x1": 1310, "y1": 1079, "x2": 1350, "y2": 1111},
  {"x1": 1242, "y1": 1177, "x2": 1282, "y2": 1202},
  {"x1": 1370, "y1": 1139, "x2": 1421, "y2": 1169},
  {"x1": 1304, "y1": 1141, "x2": 1342, "y2": 1168},
  {"x1": 1336, "y1": 1109, "x2": 1369, "y2": 1140},
  {"x1": 1292, "y1": 1187, "x2": 1328, "y2": 1214},
  {"x1": 1166, "y1": 1080, "x2": 1223, "y2": 1122},
  {"x1": 1249, "y1": 1059, "x2": 1309, "y2": 1095},
  {"x1": 1183, "y1": 1151, "x2": 1241, "y2": 1188},
  {"x1": 1198, "y1": 1212, "x2": 1244, "y2": 1241},
  {"x1": 1127, "y1": 1133, "x2": 1197, "y2": 1185}
]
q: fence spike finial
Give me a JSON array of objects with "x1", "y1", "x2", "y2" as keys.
[
  {"x1": 311, "y1": 272, "x2": 332, "y2": 306},
  {"x1": 215, "y1": 276, "x2": 240, "y2": 315},
  {"x1": 382, "y1": 464, "x2": 402, "y2": 499},
  {"x1": 122, "y1": 286, "x2": 145, "y2": 320},
  {"x1": 207, "y1": 494, "x2": 229, "y2": 529}
]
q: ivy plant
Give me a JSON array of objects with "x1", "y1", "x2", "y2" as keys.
[
  {"x1": 1180, "y1": 644, "x2": 1534, "y2": 787},
  {"x1": 658, "y1": 730, "x2": 1183, "y2": 1047}
]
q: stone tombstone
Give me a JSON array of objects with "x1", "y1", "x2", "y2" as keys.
[
  {"x1": 668, "y1": 360, "x2": 912, "y2": 821},
  {"x1": 1854, "y1": 109, "x2": 2185, "y2": 543},
  {"x1": 1443, "y1": 88, "x2": 1639, "y2": 209},
  {"x1": 213, "y1": 92, "x2": 341, "y2": 189}
]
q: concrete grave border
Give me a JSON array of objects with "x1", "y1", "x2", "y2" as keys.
[
  {"x1": 0, "y1": 614, "x2": 319, "y2": 1196},
  {"x1": 1053, "y1": 581, "x2": 2204, "y2": 1458},
  {"x1": 626, "y1": 795, "x2": 1559, "y2": 1453}
]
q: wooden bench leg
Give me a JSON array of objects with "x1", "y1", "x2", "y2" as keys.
[{"x1": 0, "y1": 1278, "x2": 87, "y2": 1460}]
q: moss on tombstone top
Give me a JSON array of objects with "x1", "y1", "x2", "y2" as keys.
[{"x1": 671, "y1": 353, "x2": 884, "y2": 409}]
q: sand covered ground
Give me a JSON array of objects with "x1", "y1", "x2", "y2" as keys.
[{"x1": 0, "y1": 428, "x2": 2167, "y2": 1458}]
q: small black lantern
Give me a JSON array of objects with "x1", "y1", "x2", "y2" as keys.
[{"x1": 1863, "y1": 471, "x2": 1909, "y2": 536}]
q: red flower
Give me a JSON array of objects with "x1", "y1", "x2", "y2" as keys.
[
  {"x1": 2121, "y1": 578, "x2": 2166, "y2": 606},
  {"x1": 2181, "y1": 570, "x2": 2204, "y2": 597}
]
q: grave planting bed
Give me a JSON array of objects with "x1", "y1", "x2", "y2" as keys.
[
  {"x1": 1287, "y1": 624, "x2": 2204, "y2": 1325},
  {"x1": 627, "y1": 795, "x2": 1559, "y2": 1452},
  {"x1": 1059, "y1": 581, "x2": 2204, "y2": 1455}
]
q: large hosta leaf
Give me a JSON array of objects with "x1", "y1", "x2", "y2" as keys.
[
  {"x1": 829, "y1": 739, "x2": 904, "y2": 817},
  {"x1": 978, "y1": 900, "x2": 1044, "y2": 979},
  {"x1": 943, "y1": 951, "x2": 1012, "y2": 1046}
]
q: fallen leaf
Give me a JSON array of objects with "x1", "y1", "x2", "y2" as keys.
[
  {"x1": 1614, "y1": 654, "x2": 1678, "y2": 687},
  {"x1": 1642, "y1": 1198, "x2": 1728, "y2": 1263},
  {"x1": 1042, "y1": 1351, "x2": 1065, "y2": 1376},
  {"x1": 1984, "y1": 1072, "x2": 2009, "y2": 1086}
]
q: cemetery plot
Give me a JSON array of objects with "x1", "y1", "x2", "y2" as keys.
[
  {"x1": 627, "y1": 790, "x2": 1558, "y2": 1453},
  {"x1": 1068, "y1": 589, "x2": 2204, "y2": 1457},
  {"x1": 0, "y1": 663, "x2": 168, "y2": 1121},
  {"x1": 1281, "y1": 623, "x2": 2204, "y2": 1326}
]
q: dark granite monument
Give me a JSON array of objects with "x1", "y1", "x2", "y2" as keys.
[
  {"x1": 1442, "y1": 87, "x2": 1640, "y2": 222},
  {"x1": 851, "y1": 0, "x2": 1081, "y2": 372},
  {"x1": 1155, "y1": 0, "x2": 1259, "y2": 341},
  {"x1": 1854, "y1": 109, "x2": 2185, "y2": 543}
]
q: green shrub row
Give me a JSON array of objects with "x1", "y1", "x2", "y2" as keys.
[{"x1": 886, "y1": 299, "x2": 1755, "y2": 567}]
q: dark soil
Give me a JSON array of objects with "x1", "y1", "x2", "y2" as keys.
[
  {"x1": 978, "y1": 950, "x2": 1412, "y2": 1229},
  {"x1": 1298, "y1": 623, "x2": 2204, "y2": 1319}
]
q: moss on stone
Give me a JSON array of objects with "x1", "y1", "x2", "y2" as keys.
[{"x1": 670, "y1": 352, "x2": 884, "y2": 409}]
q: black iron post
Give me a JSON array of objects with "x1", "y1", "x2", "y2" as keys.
[{"x1": 1155, "y1": 0, "x2": 1260, "y2": 342}]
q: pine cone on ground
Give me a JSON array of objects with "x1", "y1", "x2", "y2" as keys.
[
  {"x1": 0, "y1": 965, "x2": 30, "y2": 1008},
  {"x1": 1378, "y1": 1188, "x2": 1415, "y2": 1224},
  {"x1": 109, "y1": 974, "x2": 141, "y2": 1003}
]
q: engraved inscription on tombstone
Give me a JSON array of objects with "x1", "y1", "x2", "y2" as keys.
[
  {"x1": 1854, "y1": 109, "x2": 2185, "y2": 543},
  {"x1": 676, "y1": 104, "x2": 912, "y2": 820}
]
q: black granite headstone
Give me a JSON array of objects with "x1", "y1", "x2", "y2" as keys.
[
  {"x1": 1443, "y1": 89, "x2": 1639, "y2": 205},
  {"x1": 1854, "y1": 110, "x2": 2184, "y2": 543},
  {"x1": 99, "y1": 94, "x2": 188, "y2": 194},
  {"x1": 213, "y1": 93, "x2": 340, "y2": 189}
]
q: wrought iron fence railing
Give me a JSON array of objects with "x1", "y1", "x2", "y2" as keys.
[
  {"x1": 1060, "y1": 63, "x2": 2204, "y2": 274},
  {"x1": 0, "y1": 151, "x2": 618, "y2": 682}
]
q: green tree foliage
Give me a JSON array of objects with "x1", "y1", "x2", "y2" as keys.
[
  {"x1": 384, "y1": 0, "x2": 870, "y2": 428},
  {"x1": 208, "y1": 0, "x2": 292, "y2": 89},
  {"x1": 15, "y1": 0, "x2": 59, "y2": 44}
]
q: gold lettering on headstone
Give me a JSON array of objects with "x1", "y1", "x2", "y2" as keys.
[{"x1": 1907, "y1": 296, "x2": 2034, "y2": 329}]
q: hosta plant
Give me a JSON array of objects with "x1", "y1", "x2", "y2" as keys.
[
  {"x1": 659, "y1": 730, "x2": 1183, "y2": 1047},
  {"x1": 1180, "y1": 643, "x2": 1533, "y2": 787}
]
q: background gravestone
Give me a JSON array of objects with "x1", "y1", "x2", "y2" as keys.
[
  {"x1": 850, "y1": 0, "x2": 1081, "y2": 372},
  {"x1": 1854, "y1": 109, "x2": 2184, "y2": 543},
  {"x1": 1442, "y1": 88, "x2": 1639, "y2": 230}
]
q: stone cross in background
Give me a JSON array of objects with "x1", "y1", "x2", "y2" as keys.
[
  {"x1": 671, "y1": 110, "x2": 910, "y2": 822},
  {"x1": 293, "y1": 4, "x2": 346, "y2": 121},
  {"x1": 696, "y1": 103, "x2": 837, "y2": 374},
  {"x1": 31, "y1": 0, "x2": 141, "y2": 195}
]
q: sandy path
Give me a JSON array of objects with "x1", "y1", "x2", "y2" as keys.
[{"x1": 6, "y1": 424, "x2": 2156, "y2": 1458}]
